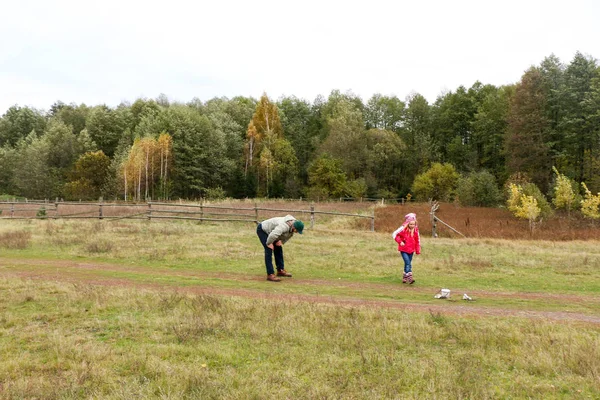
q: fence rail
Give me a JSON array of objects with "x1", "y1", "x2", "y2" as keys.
[{"x1": 0, "y1": 200, "x2": 376, "y2": 231}]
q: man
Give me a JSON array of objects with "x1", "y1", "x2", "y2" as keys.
[{"x1": 256, "y1": 214, "x2": 304, "y2": 282}]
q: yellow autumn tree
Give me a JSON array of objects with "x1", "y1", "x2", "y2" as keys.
[
  {"x1": 506, "y1": 183, "x2": 542, "y2": 234},
  {"x1": 122, "y1": 134, "x2": 172, "y2": 201},
  {"x1": 244, "y1": 93, "x2": 293, "y2": 197},
  {"x1": 581, "y1": 182, "x2": 600, "y2": 219},
  {"x1": 551, "y1": 167, "x2": 577, "y2": 216},
  {"x1": 157, "y1": 133, "x2": 173, "y2": 200}
]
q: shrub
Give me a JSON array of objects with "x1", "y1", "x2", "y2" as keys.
[
  {"x1": 0, "y1": 231, "x2": 32, "y2": 249},
  {"x1": 551, "y1": 167, "x2": 580, "y2": 214},
  {"x1": 411, "y1": 163, "x2": 459, "y2": 201},
  {"x1": 36, "y1": 207, "x2": 47, "y2": 219},
  {"x1": 506, "y1": 183, "x2": 542, "y2": 233},
  {"x1": 85, "y1": 240, "x2": 114, "y2": 254},
  {"x1": 521, "y1": 183, "x2": 552, "y2": 218},
  {"x1": 581, "y1": 182, "x2": 600, "y2": 219},
  {"x1": 376, "y1": 188, "x2": 398, "y2": 201},
  {"x1": 204, "y1": 186, "x2": 226, "y2": 201},
  {"x1": 457, "y1": 171, "x2": 502, "y2": 207},
  {"x1": 344, "y1": 178, "x2": 368, "y2": 199}
]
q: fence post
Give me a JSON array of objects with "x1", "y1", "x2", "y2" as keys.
[
  {"x1": 147, "y1": 202, "x2": 152, "y2": 221},
  {"x1": 371, "y1": 208, "x2": 375, "y2": 232},
  {"x1": 254, "y1": 202, "x2": 258, "y2": 223},
  {"x1": 310, "y1": 203, "x2": 315, "y2": 229},
  {"x1": 430, "y1": 201, "x2": 439, "y2": 238},
  {"x1": 10, "y1": 202, "x2": 14, "y2": 218},
  {"x1": 99, "y1": 197, "x2": 103, "y2": 220},
  {"x1": 55, "y1": 200, "x2": 59, "y2": 219},
  {"x1": 200, "y1": 199, "x2": 204, "y2": 223}
]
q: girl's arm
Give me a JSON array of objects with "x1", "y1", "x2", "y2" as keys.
[{"x1": 392, "y1": 224, "x2": 406, "y2": 240}]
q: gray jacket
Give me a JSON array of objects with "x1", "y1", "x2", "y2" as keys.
[{"x1": 260, "y1": 215, "x2": 297, "y2": 245}]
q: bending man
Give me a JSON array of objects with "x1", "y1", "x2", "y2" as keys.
[{"x1": 256, "y1": 214, "x2": 304, "y2": 282}]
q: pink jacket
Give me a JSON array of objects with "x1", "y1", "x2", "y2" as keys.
[{"x1": 394, "y1": 226, "x2": 421, "y2": 254}]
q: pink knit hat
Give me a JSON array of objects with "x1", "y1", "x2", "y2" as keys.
[{"x1": 404, "y1": 213, "x2": 417, "y2": 223}]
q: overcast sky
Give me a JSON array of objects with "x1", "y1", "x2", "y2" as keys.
[{"x1": 1, "y1": 0, "x2": 599, "y2": 114}]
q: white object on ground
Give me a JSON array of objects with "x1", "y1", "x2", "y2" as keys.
[
  {"x1": 434, "y1": 289, "x2": 451, "y2": 299},
  {"x1": 462, "y1": 293, "x2": 473, "y2": 301}
]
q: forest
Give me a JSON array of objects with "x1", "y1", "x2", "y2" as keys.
[{"x1": 1, "y1": 52, "x2": 599, "y2": 208}]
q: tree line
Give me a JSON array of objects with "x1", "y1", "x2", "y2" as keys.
[{"x1": 1, "y1": 52, "x2": 599, "y2": 208}]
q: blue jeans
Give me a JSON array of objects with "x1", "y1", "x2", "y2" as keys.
[
  {"x1": 257, "y1": 223, "x2": 284, "y2": 275},
  {"x1": 401, "y1": 251, "x2": 413, "y2": 274}
]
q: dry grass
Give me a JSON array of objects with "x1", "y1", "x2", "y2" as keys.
[
  {"x1": 1, "y1": 216, "x2": 600, "y2": 397},
  {"x1": 377, "y1": 202, "x2": 600, "y2": 240},
  {"x1": 0, "y1": 278, "x2": 598, "y2": 399},
  {"x1": 0, "y1": 231, "x2": 32, "y2": 249},
  {"x1": 9, "y1": 199, "x2": 600, "y2": 240}
]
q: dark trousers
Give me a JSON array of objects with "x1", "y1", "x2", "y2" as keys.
[{"x1": 257, "y1": 223, "x2": 284, "y2": 275}]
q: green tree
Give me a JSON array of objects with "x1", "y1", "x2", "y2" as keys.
[
  {"x1": 52, "y1": 102, "x2": 90, "y2": 136},
  {"x1": 471, "y1": 85, "x2": 513, "y2": 181},
  {"x1": 86, "y1": 105, "x2": 128, "y2": 157},
  {"x1": 411, "y1": 162, "x2": 459, "y2": 201},
  {"x1": 269, "y1": 138, "x2": 299, "y2": 197},
  {"x1": 64, "y1": 151, "x2": 111, "y2": 200},
  {"x1": 559, "y1": 52, "x2": 599, "y2": 183},
  {"x1": 365, "y1": 128, "x2": 407, "y2": 195},
  {"x1": 581, "y1": 70, "x2": 600, "y2": 191},
  {"x1": 0, "y1": 146, "x2": 17, "y2": 195},
  {"x1": 12, "y1": 132, "x2": 55, "y2": 198},
  {"x1": 431, "y1": 86, "x2": 477, "y2": 171},
  {"x1": 344, "y1": 178, "x2": 368, "y2": 199},
  {"x1": 457, "y1": 170, "x2": 503, "y2": 207},
  {"x1": 364, "y1": 94, "x2": 405, "y2": 133},
  {"x1": 169, "y1": 106, "x2": 233, "y2": 198},
  {"x1": 506, "y1": 67, "x2": 552, "y2": 193},
  {"x1": 401, "y1": 93, "x2": 435, "y2": 191},
  {"x1": 129, "y1": 98, "x2": 162, "y2": 131},
  {"x1": 11, "y1": 119, "x2": 87, "y2": 199},
  {"x1": 539, "y1": 54, "x2": 566, "y2": 168},
  {"x1": 306, "y1": 154, "x2": 347, "y2": 199},
  {"x1": 43, "y1": 119, "x2": 85, "y2": 171},
  {"x1": 278, "y1": 96, "x2": 320, "y2": 185},
  {"x1": 0, "y1": 106, "x2": 47, "y2": 147},
  {"x1": 319, "y1": 99, "x2": 367, "y2": 179}
]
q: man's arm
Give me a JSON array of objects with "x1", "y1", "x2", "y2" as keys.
[{"x1": 266, "y1": 223, "x2": 288, "y2": 245}]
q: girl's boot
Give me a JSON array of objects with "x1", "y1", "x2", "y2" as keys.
[
  {"x1": 407, "y1": 272, "x2": 415, "y2": 284},
  {"x1": 402, "y1": 273, "x2": 408, "y2": 283}
]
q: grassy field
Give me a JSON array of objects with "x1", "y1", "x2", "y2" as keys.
[{"x1": 1, "y1": 216, "x2": 600, "y2": 399}]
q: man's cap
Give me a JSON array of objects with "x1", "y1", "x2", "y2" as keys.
[{"x1": 293, "y1": 220, "x2": 304, "y2": 234}]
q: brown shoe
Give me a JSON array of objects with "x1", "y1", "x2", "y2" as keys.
[
  {"x1": 276, "y1": 269, "x2": 292, "y2": 277},
  {"x1": 267, "y1": 274, "x2": 281, "y2": 282}
]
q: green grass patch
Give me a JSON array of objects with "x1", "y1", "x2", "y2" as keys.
[
  {"x1": 0, "y1": 279, "x2": 598, "y2": 399},
  {"x1": 1, "y1": 220, "x2": 600, "y2": 397}
]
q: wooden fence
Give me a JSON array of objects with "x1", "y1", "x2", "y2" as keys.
[{"x1": 0, "y1": 201, "x2": 376, "y2": 231}]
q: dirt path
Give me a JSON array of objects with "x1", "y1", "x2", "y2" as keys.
[{"x1": 2, "y1": 256, "x2": 600, "y2": 325}]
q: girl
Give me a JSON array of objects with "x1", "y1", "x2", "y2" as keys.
[{"x1": 392, "y1": 213, "x2": 421, "y2": 284}]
